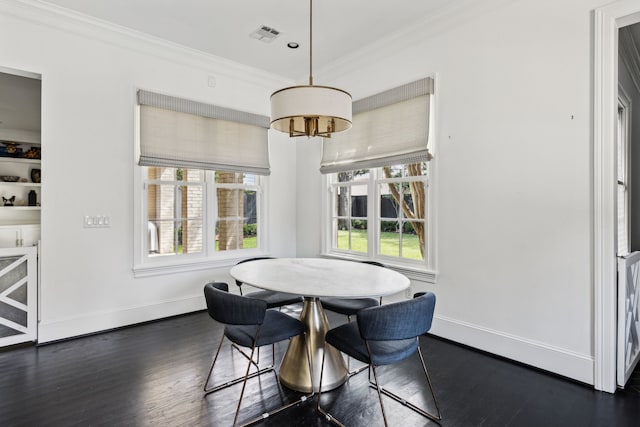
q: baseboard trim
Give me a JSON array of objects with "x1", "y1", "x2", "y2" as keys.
[
  {"x1": 431, "y1": 315, "x2": 594, "y2": 385},
  {"x1": 37, "y1": 295, "x2": 205, "y2": 344}
]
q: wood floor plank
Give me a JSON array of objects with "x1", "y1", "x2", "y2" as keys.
[{"x1": 0, "y1": 310, "x2": 639, "y2": 426}]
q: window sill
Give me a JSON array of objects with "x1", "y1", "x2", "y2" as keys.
[
  {"x1": 320, "y1": 253, "x2": 437, "y2": 284},
  {"x1": 133, "y1": 251, "x2": 270, "y2": 278}
]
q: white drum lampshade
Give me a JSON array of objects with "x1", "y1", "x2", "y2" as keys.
[{"x1": 270, "y1": 85, "x2": 352, "y2": 138}]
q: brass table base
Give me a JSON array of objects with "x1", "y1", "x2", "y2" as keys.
[{"x1": 278, "y1": 297, "x2": 347, "y2": 393}]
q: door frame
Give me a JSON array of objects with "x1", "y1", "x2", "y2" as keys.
[{"x1": 593, "y1": 0, "x2": 640, "y2": 393}]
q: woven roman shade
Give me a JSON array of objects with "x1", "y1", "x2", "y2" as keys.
[
  {"x1": 320, "y1": 77, "x2": 433, "y2": 174},
  {"x1": 137, "y1": 90, "x2": 271, "y2": 175}
]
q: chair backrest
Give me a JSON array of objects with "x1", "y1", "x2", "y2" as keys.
[
  {"x1": 357, "y1": 292, "x2": 436, "y2": 341},
  {"x1": 234, "y1": 257, "x2": 275, "y2": 290},
  {"x1": 204, "y1": 281, "x2": 267, "y2": 326}
]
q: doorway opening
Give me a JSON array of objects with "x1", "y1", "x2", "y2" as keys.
[{"x1": 594, "y1": 0, "x2": 640, "y2": 393}]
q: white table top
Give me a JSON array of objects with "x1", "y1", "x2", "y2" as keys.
[{"x1": 229, "y1": 258, "x2": 410, "y2": 298}]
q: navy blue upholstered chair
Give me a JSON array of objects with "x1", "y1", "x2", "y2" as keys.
[
  {"x1": 235, "y1": 257, "x2": 302, "y2": 308},
  {"x1": 317, "y1": 292, "x2": 441, "y2": 426},
  {"x1": 203, "y1": 282, "x2": 313, "y2": 426}
]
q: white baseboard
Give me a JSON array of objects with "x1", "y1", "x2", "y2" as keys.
[
  {"x1": 37, "y1": 297, "x2": 595, "y2": 386},
  {"x1": 431, "y1": 315, "x2": 594, "y2": 385},
  {"x1": 37, "y1": 295, "x2": 205, "y2": 343}
]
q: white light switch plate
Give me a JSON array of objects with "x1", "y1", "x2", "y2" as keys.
[{"x1": 84, "y1": 215, "x2": 111, "y2": 228}]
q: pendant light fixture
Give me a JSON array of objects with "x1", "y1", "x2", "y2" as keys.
[{"x1": 270, "y1": 0, "x2": 352, "y2": 138}]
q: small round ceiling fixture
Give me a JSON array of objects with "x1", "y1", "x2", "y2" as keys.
[{"x1": 287, "y1": 42, "x2": 299, "y2": 49}]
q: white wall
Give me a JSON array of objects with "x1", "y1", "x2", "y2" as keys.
[
  {"x1": 295, "y1": 141, "x2": 323, "y2": 257},
  {"x1": 0, "y1": 2, "x2": 296, "y2": 342},
  {"x1": 297, "y1": 0, "x2": 607, "y2": 384}
]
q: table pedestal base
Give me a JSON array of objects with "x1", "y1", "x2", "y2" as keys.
[{"x1": 279, "y1": 297, "x2": 347, "y2": 393}]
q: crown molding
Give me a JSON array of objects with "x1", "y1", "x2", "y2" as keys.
[
  {"x1": 0, "y1": 0, "x2": 293, "y2": 89},
  {"x1": 619, "y1": 26, "x2": 640, "y2": 94}
]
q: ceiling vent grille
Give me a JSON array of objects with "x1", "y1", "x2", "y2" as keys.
[{"x1": 250, "y1": 25, "x2": 281, "y2": 43}]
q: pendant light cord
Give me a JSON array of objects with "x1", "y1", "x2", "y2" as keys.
[{"x1": 309, "y1": 0, "x2": 313, "y2": 86}]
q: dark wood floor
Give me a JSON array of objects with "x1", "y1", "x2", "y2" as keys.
[{"x1": 1, "y1": 309, "x2": 640, "y2": 427}]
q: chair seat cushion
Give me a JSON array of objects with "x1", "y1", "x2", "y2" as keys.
[
  {"x1": 320, "y1": 297, "x2": 379, "y2": 316},
  {"x1": 246, "y1": 290, "x2": 303, "y2": 309},
  {"x1": 225, "y1": 310, "x2": 305, "y2": 348},
  {"x1": 326, "y1": 322, "x2": 418, "y2": 366}
]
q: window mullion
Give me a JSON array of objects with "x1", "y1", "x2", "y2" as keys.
[
  {"x1": 369, "y1": 170, "x2": 377, "y2": 257},
  {"x1": 206, "y1": 171, "x2": 216, "y2": 257}
]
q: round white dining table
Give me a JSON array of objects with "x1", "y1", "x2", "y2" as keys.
[{"x1": 229, "y1": 257, "x2": 410, "y2": 392}]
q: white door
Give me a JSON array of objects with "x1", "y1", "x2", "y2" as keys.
[{"x1": 0, "y1": 246, "x2": 37, "y2": 347}]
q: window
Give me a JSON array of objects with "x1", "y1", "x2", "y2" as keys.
[
  {"x1": 136, "y1": 167, "x2": 264, "y2": 274},
  {"x1": 321, "y1": 77, "x2": 435, "y2": 279},
  {"x1": 134, "y1": 91, "x2": 270, "y2": 276},
  {"x1": 326, "y1": 162, "x2": 432, "y2": 273}
]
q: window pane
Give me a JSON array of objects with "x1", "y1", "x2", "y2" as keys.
[
  {"x1": 380, "y1": 221, "x2": 400, "y2": 257},
  {"x1": 184, "y1": 168, "x2": 202, "y2": 182},
  {"x1": 337, "y1": 170, "x2": 369, "y2": 183},
  {"x1": 351, "y1": 185, "x2": 367, "y2": 217},
  {"x1": 183, "y1": 219, "x2": 203, "y2": 253},
  {"x1": 215, "y1": 184, "x2": 257, "y2": 252},
  {"x1": 384, "y1": 165, "x2": 404, "y2": 178},
  {"x1": 216, "y1": 219, "x2": 241, "y2": 251},
  {"x1": 351, "y1": 219, "x2": 367, "y2": 253},
  {"x1": 150, "y1": 219, "x2": 178, "y2": 255},
  {"x1": 243, "y1": 222, "x2": 258, "y2": 249},
  {"x1": 147, "y1": 183, "x2": 203, "y2": 256},
  {"x1": 381, "y1": 163, "x2": 427, "y2": 178},
  {"x1": 402, "y1": 221, "x2": 424, "y2": 260},
  {"x1": 243, "y1": 189, "x2": 258, "y2": 249},
  {"x1": 380, "y1": 189, "x2": 400, "y2": 220},
  {"x1": 336, "y1": 186, "x2": 349, "y2": 218},
  {"x1": 401, "y1": 192, "x2": 414, "y2": 219},
  {"x1": 147, "y1": 167, "x2": 203, "y2": 182},
  {"x1": 215, "y1": 171, "x2": 243, "y2": 184},
  {"x1": 335, "y1": 219, "x2": 349, "y2": 250},
  {"x1": 216, "y1": 186, "x2": 242, "y2": 251}
]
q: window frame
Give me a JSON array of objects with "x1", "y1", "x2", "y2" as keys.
[
  {"x1": 321, "y1": 165, "x2": 436, "y2": 283},
  {"x1": 133, "y1": 167, "x2": 269, "y2": 277},
  {"x1": 617, "y1": 85, "x2": 632, "y2": 257}
]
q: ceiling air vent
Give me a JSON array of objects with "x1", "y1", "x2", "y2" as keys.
[{"x1": 250, "y1": 25, "x2": 281, "y2": 43}]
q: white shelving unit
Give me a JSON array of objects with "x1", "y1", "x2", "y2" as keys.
[{"x1": 0, "y1": 142, "x2": 41, "y2": 226}]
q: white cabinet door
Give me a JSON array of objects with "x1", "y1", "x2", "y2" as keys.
[{"x1": 0, "y1": 246, "x2": 37, "y2": 347}]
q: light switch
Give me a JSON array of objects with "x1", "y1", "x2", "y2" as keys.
[{"x1": 84, "y1": 215, "x2": 111, "y2": 228}]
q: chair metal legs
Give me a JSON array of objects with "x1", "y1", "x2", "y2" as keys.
[
  {"x1": 316, "y1": 345, "x2": 347, "y2": 427},
  {"x1": 203, "y1": 335, "x2": 274, "y2": 395},
  {"x1": 367, "y1": 345, "x2": 442, "y2": 424},
  {"x1": 204, "y1": 333, "x2": 315, "y2": 426},
  {"x1": 231, "y1": 343, "x2": 276, "y2": 370},
  {"x1": 317, "y1": 343, "x2": 441, "y2": 426}
]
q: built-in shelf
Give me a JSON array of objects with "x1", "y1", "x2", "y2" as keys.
[
  {"x1": 0, "y1": 182, "x2": 41, "y2": 187},
  {"x1": 0, "y1": 206, "x2": 40, "y2": 211},
  {"x1": 0, "y1": 157, "x2": 40, "y2": 165}
]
